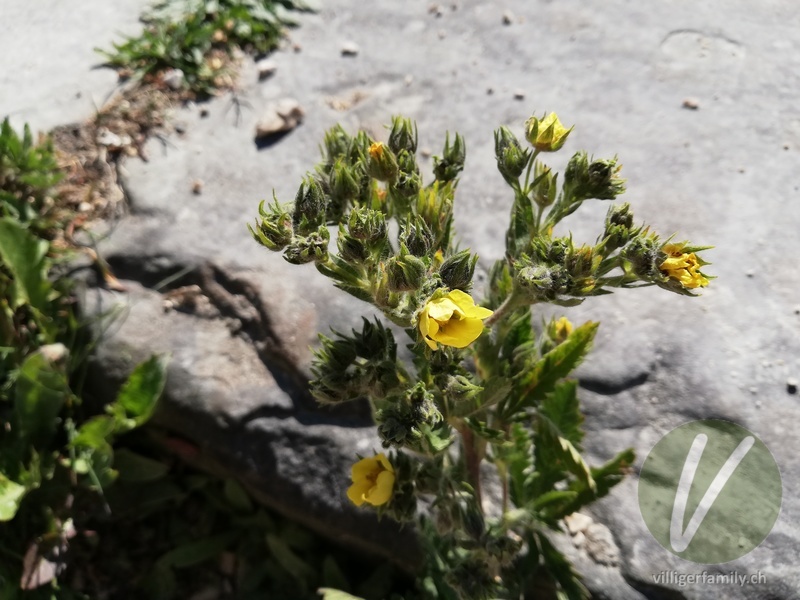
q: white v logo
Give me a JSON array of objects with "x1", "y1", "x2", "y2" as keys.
[{"x1": 670, "y1": 433, "x2": 755, "y2": 552}]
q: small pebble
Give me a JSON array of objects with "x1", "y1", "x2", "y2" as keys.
[
  {"x1": 341, "y1": 41, "x2": 360, "y2": 56},
  {"x1": 784, "y1": 143, "x2": 791, "y2": 150},
  {"x1": 199, "y1": 108, "x2": 210, "y2": 118},
  {"x1": 292, "y1": 43, "x2": 302, "y2": 53},
  {"x1": 192, "y1": 180, "x2": 204, "y2": 195},
  {"x1": 486, "y1": 87, "x2": 494, "y2": 95},
  {"x1": 787, "y1": 378, "x2": 798, "y2": 394},
  {"x1": 163, "y1": 68, "x2": 185, "y2": 91},
  {"x1": 256, "y1": 58, "x2": 278, "y2": 80},
  {"x1": 513, "y1": 89, "x2": 525, "y2": 100},
  {"x1": 438, "y1": 29, "x2": 447, "y2": 39},
  {"x1": 502, "y1": 10, "x2": 514, "y2": 25},
  {"x1": 420, "y1": 147, "x2": 432, "y2": 158},
  {"x1": 429, "y1": 3, "x2": 444, "y2": 17},
  {"x1": 793, "y1": 305, "x2": 800, "y2": 315},
  {"x1": 174, "y1": 121, "x2": 188, "y2": 135},
  {"x1": 404, "y1": 74, "x2": 414, "y2": 86},
  {"x1": 749, "y1": 386, "x2": 758, "y2": 394},
  {"x1": 745, "y1": 270, "x2": 754, "y2": 278},
  {"x1": 682, "y1": 97, "x2": 700, "y2": 110},
  {"x1": 755, "y1": 400, "x2": 762, "y2": 409}
]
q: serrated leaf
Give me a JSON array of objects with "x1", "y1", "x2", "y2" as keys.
[
  {"x1": 0, "y1": 218, "x2": 50, "y2": 310},
  {"x1": 536, "y1": 416, "x2": 595, "y2": 493},
  {"x1": 0, "y1": 473, "x2": 27, "y2": 521},
  {"x1": 116, "y1": 354, "x2": 168, "y2": 425},
  {"x1": 14, "y1": 350, "x2": 69, "y2": 448},
  {"x1": 540, "y1": 380, "x2": 583, "y2": 448},
  {"x1": 507, "y1": 321, "x2": 598, "y2": 415},
  {"x1": 464, "y1": 418, "x2": 505, "y2": 442}
]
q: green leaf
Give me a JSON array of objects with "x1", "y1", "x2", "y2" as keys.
[
  {"x1": 0, "y1": 473, "x2": 27, "y2": 521},
  {"x1": 0, "y1": 218, "x2": 50, "y2": 310},
  {"x1": 157, "y1": 532, "x2": 238, "y2": 569},
  {"x1": 14, "y1": 350, "x2": 69, "y2": 448},
  {"x1": 507, "y1": 321, "x2": 598, "y2": 415},
  {"x1": 536, "y1": 531, "x2": 590, "y2": 600},
  {"x1": 223, "y1": 478, "x2": 254, "y2": 513},
  {"x1": 463, "y1": 418, "x2": 505, "y2": 442},
  {"x1": 535, "y1": 416, "x2": 595, "y2": 493},
  {"x1": 540, "y1": 380, "x2": 583, "y2": 448},
  {"x1": 115, "y1": 354, "x2": 168, "y2": 425},
  {"x1": 420, "y1": 423, "x2": 453, "y2": 453},
  {"x1": 114, "y1": 449, "x2": 169, "y2": 483},
  {"x1": 318, "y1": 589, "x2": 365, "y2": 600},
  {"x1": 266, "y1": 533, "x2": 318, "y2": 585},
  {"x1": 321, "y1": 556, "x2": 351, "y2": 593}
]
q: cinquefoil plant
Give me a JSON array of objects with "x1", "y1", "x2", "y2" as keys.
[{"x1": 249, "y1": 113, "x2": 711, "y2": 599}]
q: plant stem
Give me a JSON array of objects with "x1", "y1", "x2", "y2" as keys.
[
  {"x1": 484, "y1": 289, "x2": 524, "y2": 328},
  {"x1": 460, "y1": 426, "x2": 483, "y2": 511}
]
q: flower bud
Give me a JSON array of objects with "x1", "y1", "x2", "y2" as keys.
[
  {"x1": 322, "y1": 124, "x2": 351, "y2": 165},
  {"x1": 602, "y1": 202, "x2": 636, "y2": 251},
  {"x1": 547, "y1": 316, "x2": 573, "y2": 344},
  {"x1": 525, "y1": 112, "x2": 573, "y2": 152},
  {"x1": 494, "y1": 126, "x2": 531, "y2": 185},
  {"x1": 621, "y1": 233, "x2": 661, "y2": 280},
  {"x1": 366, "y1": 141, "x2": 399, "y2": 182},
  {"x1": 441, "y1": 374, "x2": 483, "y2": 403},
  {"x1": 565, "y1": 245, "x2": 596, "y2": 278},
  {"x1": 337, "y1": 227, "x2": 370, "y2": 263},
  {"x1": 283, "y1": 225, "x2": 329, "y2": 264},
  {"x1": 433, "y1": 132, "x2": 466, "y2": 182},
  {"x1": 292, "y1": 178, "x2": 328, "y2": 235},
  {"x1": 408, "y1": 382, "x2": 442, "y2": 427},
  {"x1": 439, "y1": 249, "x2": 477, "y2": 291},
  {"x1": 532, "y1": 162, "x2": 558, "y2": 207},
  {"x1": 347, "y1": 206, "x2": 387, "y2": 244},
  {"x1": 248, "y1": 198, "x2": 293, "y2": 250},
  {"x1": 400, "y1": 217, "x2": 434, "y2": 257},
  {"x1": 388, "y1": 115, "x2": 418, "y2": 154},
  {"x1": 329, "y1": 159, "x2": 361, "y2": 205},
  {"x1": 565, "y1": 151, "x2": 626, "y2": 201},
  {"x1": 514, "y1": 263, "x2": 569, "y2": 302},
  {"x1": 386, "y1": 247, "x2": 427, "y2": 292}
]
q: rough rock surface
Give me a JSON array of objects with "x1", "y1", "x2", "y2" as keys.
[{"x1": 4, "y1": 0, "x2": 800, "y2": 598}]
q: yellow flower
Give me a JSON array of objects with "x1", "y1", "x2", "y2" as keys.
[
  {"x1": 347, "y1": 453, "x2": 395, "y2": 507},
  {"x1": 525, "y1": 112, "x2": 574, "y2": 152},
  {"x1": 419, "y1": 289, "x2": 493, "y2": 350},
  {"x1": 553, "y1": 316, "x2": 573, "y2": 342},
  {"x1": 659, "y1": 243, "x2": 709, "y2": 289},
  {"x1": 368, "y1": 141, "x2": 385, "y2": 160}
]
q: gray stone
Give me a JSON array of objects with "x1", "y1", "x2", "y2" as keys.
[{"x1": 8, "y1": 0, "x2": 800, "y2": 597}]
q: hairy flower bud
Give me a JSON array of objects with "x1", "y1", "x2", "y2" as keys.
[
  {"x1": 292, "y1": 178, "x2": 327, "y2": 235},
  {"x1": 386, "y1": 247, "x2": 427, "y2": 292},
  {"x1": 565, "y1": 151, "x2": 626, "y2": 201},
  {"x1": 329, "y1": 159, "x2": 361, "y2": 205},
  {"x1": 532, "y1": 162, "x2": 558, "y2": 207},
  {"x1": 248, "y1": 198, "x2": 293, "y2": 250},
  {"x1": 439, "y1": 249, "x2": 477, "y2": 291},
  {"x1": 367, "y1": 141, "x2": 399, "y2": 182},
  {"x1": 515, "y1": 263, "x2": 569, "y2": 302},
  {"x1": 322, "y1": 124, "x2": 351, "y2": 165},
  {"x1": 622, "y1": 233, "x2": 662, "y2": 280},
  {"x1": 440, "y1": 373, "x2": 483, "y2": 403},
  {"x1": 347, "y1": 206, "x2": 387, "y2": 247},
  {"x1": 401, "y1": 217, "x2": 434, "y2": 257},
  {"x1": 388, "y1": 115, "x2": 418, "y2": 154},
  {"x1": 283, "y1": 225, "x2": 329, "y2": 264},
  {"x1": 494, "y1": 126, "x2": 531, "y2": 185},
  {"x1": 433, "y1": 132, "x2": 466, "y2": 182},
  {"x1": 337, "y1": 227, "x2": 369, "y2": 263},
  {"x1": 603, "y1": 202, "x2": 636, "y2": 251}
]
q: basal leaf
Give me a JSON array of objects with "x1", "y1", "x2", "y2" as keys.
[
  {"x1": 0, "y1": 218, "x2": 50, "y2": 310},
  {"x1": 115, "y1": 354, "x2": 169, "y2": 425}
]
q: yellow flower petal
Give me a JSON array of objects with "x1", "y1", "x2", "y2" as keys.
[
  {"x1": 365, "y1": 470, "x2": 395, "y2": 506},
  {"x1": 351, "y1": 455, "x2": 380, "y2": 482},
  {"x1": 434, "y1": 315, "x2": 485, "y2": 348},
  {"x1": 427, "y1": 298, "x2": 458, "y2": 321},
  {"x1": 347, "y1": 480, "x2": 371, "y2": 506}
]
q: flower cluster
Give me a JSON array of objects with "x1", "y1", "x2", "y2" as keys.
[{"x1": 251, "y1": 112, "x2": 711, "y2": 599}]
